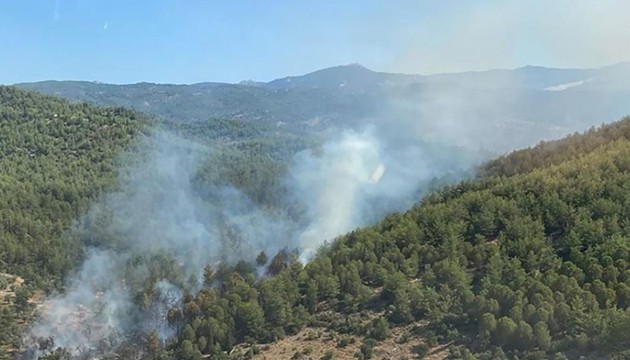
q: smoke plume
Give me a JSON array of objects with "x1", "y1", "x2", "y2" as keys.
[{"x1": 24, "y1": 115, "x2": 482, "y2": 357}]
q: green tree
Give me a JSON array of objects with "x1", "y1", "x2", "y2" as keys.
[{"x1": 533, "y1": 321, "x2": 551, "y2": 351}]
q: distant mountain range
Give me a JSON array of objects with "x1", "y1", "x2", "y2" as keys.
[
  {"x1": 267, "y1": 62, "x2": 630, "y2": 91},
  {"x1": 15, "y1": 62, "x2": 630, "y2": 153}
]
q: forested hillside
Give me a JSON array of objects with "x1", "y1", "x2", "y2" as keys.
[
  {"x1": 0, "y1": 86, "x2": 323, "y2": 359},
  {"x1": 0, "y1": 86, "x2": 318, "y2": 356},
  {"x1": 15, "y1": 79, "x2": 380, "y2": 134},
  {"x1": 0, "y1": 87, "x2": 150, "y2": 287},
  {"x1": 4, "y1": 84, "x2": 630, "y2": 360},
  {"x1": 481, "y1": 119, "x2": 630, "y2": 177},
  {"x1": 144, "y1": 118, "x2": 630, "y2": 360},
  {"x1": 0, "y1": 86, "x2": 149, "y2": 355},
  {"x1": 164, "y1": 118, "x2": 316, "y2": 206},
  {"x1": 6, "y1": 0, "x2": 630, "y2": 359}
]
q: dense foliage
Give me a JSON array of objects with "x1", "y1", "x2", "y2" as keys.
[
  {"x1": 166, "y1": 118, "x2": 316, "y2": 205},
  {"x1": 0, "y1": 87, "x2": 313, "y2": 359},
  {"x1": 17, "y1": 79, "x2": 380, "y2": 134},
  {"x1": 0, "y1": 86, "x2": 149, "y2": 287},
  {"x1": 481, "y1": 118, "x2": 630, "y2": 177},
  {"x1": 0, "y1": 86, "x2": 148, "y2": 356},
  {"x1": 157, "y1": 118, "x2": 630, "y2": 360},
  {"x1": 5, "y1": 84, "x2": 630, "y2": 359}
]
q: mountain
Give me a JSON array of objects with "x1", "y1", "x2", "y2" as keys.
[
  {"x1": 119, "y1": 115, "x2": 630, "y2": 360},
  {"x1": 0, "y1": 86, "x2": 148, "y2": 285},
  {"x1": 264, "y1": 62, "x2": 630, "y2": 92},
  {"x1": 265, "y1": 63, "x2": 422, "y2": 91},
  {"x1": 15, "y1": 62, "x2": 630, "y2": 154}
]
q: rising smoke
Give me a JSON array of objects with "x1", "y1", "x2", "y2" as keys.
[{"x1": 24, "y1": 116, "x2": 481, "y2": 358}]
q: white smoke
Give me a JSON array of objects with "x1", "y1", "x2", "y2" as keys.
[
  {"x1": 291, "y1": 129, "x2": 383, "y2": 256},
  {"x1": 146, "y1": 280, "x2": 183, "y2": 342},
  {"x1": 25, "y1": 119, "x2": 480, "y2": 357},
  {"x1": 290, "y1": 123, "x2": 478, "y2": 262},
  {"x1": 29, "y1": 250, "x2": 132, "y2": 354}
]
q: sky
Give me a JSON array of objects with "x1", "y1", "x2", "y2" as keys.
[{"x1": 1, "y1": 0, "x2": 630, "y2": 84}]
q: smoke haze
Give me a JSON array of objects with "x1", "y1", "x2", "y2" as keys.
[
  {"x1": 25, "y1": 112, "x2": 486, "y2": 357},
  {"x1": 387, "y1": 0, "x2": 630, "y2": 75}
]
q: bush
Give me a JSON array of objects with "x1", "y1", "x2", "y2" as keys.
[
  {"x1": 360, "y1": 339, "x2": 377, "y2": 359},
  {"x1": 412, "y1": 343, "x2": 430, "y2": 359},
  {"x1": 337, "y1": 337, "x2": 351, "y2": 348}
]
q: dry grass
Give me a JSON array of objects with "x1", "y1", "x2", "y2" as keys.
[
  {"x1": 239, "y1": 327, "x2": 360, "y2": 360},
  {"x1": 232, "y1": 322, "x2": 450, "y2": 360},
  {"x1": 0, "y1": 273, "x2": 27, "y2": 356},
  {"x1": 0, "y1": 272, "x2": 24, "y2": 303}
]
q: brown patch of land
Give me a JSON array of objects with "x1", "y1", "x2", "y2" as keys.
[
  {"x1": 232, "y1": 322, "x2": 450, "y2": 360},
  {"x1": 0, "y1": 273, "x2": 24, "y2": 302},
  {"x1": 0, "y1": 273, "x2": 27, "y2": 356},
  {"x1": 239, "y1": 327, "x2": 360, "y2": 360}
]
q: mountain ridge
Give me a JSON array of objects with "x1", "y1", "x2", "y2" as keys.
[
  {"x1": 11, "y1": 61, "x2": 630, "y2": 88},
  {"x1": 13, "y1": 61, "x2": 630, "y2": 154}
]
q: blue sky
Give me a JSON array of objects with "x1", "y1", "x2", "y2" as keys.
[{"x1": 1, "y1": 0, "x2": 629, "y2": 84}]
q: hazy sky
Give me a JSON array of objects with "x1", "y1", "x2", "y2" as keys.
[{"x1": 2, "y1": 0, "x2": 629, "y2": 84}]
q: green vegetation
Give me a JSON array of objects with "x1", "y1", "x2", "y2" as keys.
[
  {"x1": 481, "y1": 119, "x2": 630, "y2": 177},
  {"x1": 0, "y1": 86, "x2": 313, "y2": 359},
  {"x1": 5, "y1": 84, "x2": 630, "y2": 359},
  {"x1": 0, "y1": 86, "x2": 148, "y2": 356},
  {"x1": 0, "y1": 86, "x2": 308, "y2": 290},
  {"x1": 0, "y1": 86, "x2": 150, "y2": 287},
  {"x1": 157, "y1": 117, "x2": 630, "y2": 359},
  {"x1": 168, "y1": 119, "x2": 316, "y2": 205},
  {"x1": 16, "y1": 79, "x2": 379, "y2": 135}
]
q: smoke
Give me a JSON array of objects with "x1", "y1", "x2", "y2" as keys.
[
  {"x1": 379, "y1": 84, "x2": 532, "y2": 153},
  {"x1": 23, "y1": 132, "x2": 293, "y2": 357},
  {"x1": 24, "y1": 117, "x2": 481, "y2": 357},
  {"x1": 29, "y1": 250, "x2": 132, "y2": 353},
  {"x1": 291, "y1": 129, "x2": 383, "y2": 257},
  {"x1": 291, "y1": 118, "x2": 487, "y2": 262},
  {"x1": 145, "y1": 280, "x2": 183, "y2": 342},
  {"x1": 374, "y1": 1, "x2": 630, "y2": 152},
  {"x1": 23, "y1": 70, "x2": 554, "y2": 358},
  {"x1": 15, "y1": 2, "x2": 630, "y2": 358}
]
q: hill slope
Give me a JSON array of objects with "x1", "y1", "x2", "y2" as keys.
[
  {"x1": 0, "y1": 86, "x2": 149, "y2": 356},
  {"x1": 144, "y1": 117, "x2": 630, "y2": 360},
  {"x1": 4, "y1": 83, "x2": 630, "y2": 359},
  {"x1": 15, "y1": 80, "x2": 380, "y2": 134},
  {"x1": 0, "y1": 86, "x2": 149, "y2": 287}
]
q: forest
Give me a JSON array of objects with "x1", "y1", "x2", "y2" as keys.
[
  {"x1": 2, "y1": 85, "x2": 630, "y2": 359},
  {"x1": 0, "y1": 86, "x2": 153, "y2": 355},
  {"x1": 140, "y1": 116, "x2": 630, "y2": 360}
]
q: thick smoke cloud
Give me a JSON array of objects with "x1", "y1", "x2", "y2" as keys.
[
  {"x1": 379, "y1": 84, "x2": 568, "y2": 154},
  {"x1": 291, "y1": 129, "x2": 384, "y2": 257}
]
